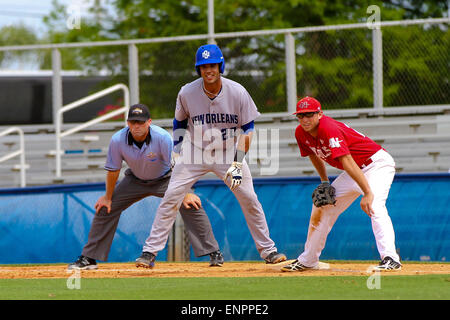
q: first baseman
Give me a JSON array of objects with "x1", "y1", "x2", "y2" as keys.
[
  {"x1": 135, "y1": 44, "x2": 286, "y2": 268},
  {"x1": 281, "y1": 97, "x2": 401, "y2": 272},
  {"x1": 68, "y1": 104, "x2": 223, "y2": 270}
]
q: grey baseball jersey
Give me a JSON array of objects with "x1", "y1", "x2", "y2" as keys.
[
  {"x1": 143, "y1": 76, "x2": 279, "y2": 259},
  {"x1": 175, "y1": 77, "x2": 260, "y2": 162}
]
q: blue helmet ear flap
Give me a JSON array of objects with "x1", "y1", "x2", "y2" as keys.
[
  {"x1": 195, "y1": 44, "x2": 225, "y2": 75},
  {"x1": 196, "y1": 61, "x2": 224, "y2": 76}
]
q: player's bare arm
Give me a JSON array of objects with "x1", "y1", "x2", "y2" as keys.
[
  {"x1": 95, "y1": 170, "x2": 120, "y2": 214},
  {"x1": 308, "y1": 153, "x2": 329, "y2": 182},
  {"x1": 338, "y1": 154, "x2": 374, "y2": 217},
  {"x1": 237, "y1": 130, "x2": 253, "y2": 154},
  {"x1": 182, "y1": 193, "x2": 202, "y2": 210}
]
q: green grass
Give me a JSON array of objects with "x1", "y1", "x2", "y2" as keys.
[{"x1": 0, "y1": 275, "x2": 448, "y2": 300}]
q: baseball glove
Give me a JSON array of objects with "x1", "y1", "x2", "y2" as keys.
[{"x1": 312, "y1": 182, "x2": 336, "y2": 207}]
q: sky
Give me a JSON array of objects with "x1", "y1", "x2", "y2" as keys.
[
  {"x1": 0, "y1": 0, "x2": 89, "y2": 36},
  {"x1": 0, "y1": 0, "x2": 91, "y2": 70}
]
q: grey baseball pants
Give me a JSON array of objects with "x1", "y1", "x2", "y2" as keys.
[
  {"x1": 82, "y1": 169, "x2": 219, "y2": 261},
  {"x1": 143, "y1": 161, "x2": 278, "y2": 259}
]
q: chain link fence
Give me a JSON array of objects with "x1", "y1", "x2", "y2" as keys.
[
  {"x1": 0, "y1": 19, "x2": 447, "y2": 124},
  {"x1": 382, "y1": 24, "x2": 449, "y2": 107},
  {"x1": 294, "y1": 28, "x2": 374, "y2": 110},
  {"x1": 132, "y1": 20, "x2": 450, "y2": 117}
]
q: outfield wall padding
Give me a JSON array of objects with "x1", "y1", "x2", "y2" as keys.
[{"x1": 0, "y1": 173, "x2": 448, "y2": 264}]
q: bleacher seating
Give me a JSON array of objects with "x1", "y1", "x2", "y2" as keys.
[
  {"x1": 248, "y1": 112, "x2": 450, "y2": 177},
  {"x1": 0, "y1": 108, "x2": 449, "y2": 188}
]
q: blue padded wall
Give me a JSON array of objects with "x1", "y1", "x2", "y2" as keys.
[
  {"x1": 0, "y1": 184, "x2": 162, "y2": 264},
  {"x1": 191, "y1": 173, "x2": 450, "y2": 262},
  {"x1": 0, "y1": 173, "x2": 448, "y2": 264}
]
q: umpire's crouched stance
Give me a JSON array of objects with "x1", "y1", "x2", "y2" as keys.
[{"x1": 68, "y1": 104, "x2": 223, "y2": 270}]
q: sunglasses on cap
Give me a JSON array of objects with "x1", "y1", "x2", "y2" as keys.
[{"x1": 296, "y1": 112, "x2": 319, "y2": 119}]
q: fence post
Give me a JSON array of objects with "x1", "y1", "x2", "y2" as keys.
[
  {"x1": 208, "y1": 0, "x2": 215, "y2": 44},
  {"x1": 285, "y1": 33, "x2": 297, "y2": 113},
  {"x1": 128, "y1": 44, "x2": 140, "y2": 106},
  {"x1": 18, "y1": 129, "x2": 26, "y2": 187},
  {"x1": 372, "y1": 27, "x2": 383, "y2": 109},
  {"x1": 52, "y1": 48, "x2": 63, "y2": 128},
  {"x1": 167, "y1": 213, "x2": 189, "y2": 262}
]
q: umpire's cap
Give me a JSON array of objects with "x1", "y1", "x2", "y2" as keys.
[
  {"x1": 127, "y1": 104, "x2": 150, "y2": 121},
  {"x1": 195, "y1": 44, "x2": 225, "y2": 75}
]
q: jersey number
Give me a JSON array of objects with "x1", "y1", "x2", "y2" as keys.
[{"x1": 221, "y1": 127, "x2": 237, "y2": 140}]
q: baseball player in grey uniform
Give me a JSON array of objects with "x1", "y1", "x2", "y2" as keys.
[
  {"x1": 135, "y1": 44, "x2": 286, "y2": 268},
  {"x1": 68, "y1": 104, "x2": 223, "y2": 270}
]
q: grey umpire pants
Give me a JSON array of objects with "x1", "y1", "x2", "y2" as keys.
[{"x1": 82, "y1": 169, "x2": 219, "y2": 261}]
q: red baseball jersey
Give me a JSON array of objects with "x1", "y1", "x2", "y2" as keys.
[{"x1": 295, "y1": 115, "x2": 382, "y2": 170}]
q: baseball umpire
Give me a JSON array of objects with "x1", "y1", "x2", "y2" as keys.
[
  {"x1": 281, "y1": 97, "x2": 401, "y2": 272},
  {"x1": 134, "y1": 44, "x2": 286, "y2": 268},
  {"x1": 68, "y1": 104, "x2": 223, "y2": 270}
]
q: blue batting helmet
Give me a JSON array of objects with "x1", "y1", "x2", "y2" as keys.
[{"x1": 195, "y1": 44, "x2": 225, "y2": 75}]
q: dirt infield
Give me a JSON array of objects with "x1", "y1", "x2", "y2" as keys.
[{"x1": 1, "y1": 261, "x2": 449, "y2": 279}]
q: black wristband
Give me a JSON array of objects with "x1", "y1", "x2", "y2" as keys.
[{"x1": 234, "y1": 150, "x2": 246, "y2": 162}]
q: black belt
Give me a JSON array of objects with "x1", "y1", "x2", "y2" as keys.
[{"x1": 126, "y1": 168, "x2": 172, "y2": 183}]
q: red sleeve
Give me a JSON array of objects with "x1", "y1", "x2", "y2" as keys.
[
  {"x1": 319, "y1": 121, "x2": 350, "y2": 160},
  {"x1": 295, "y1": 126, "x2": 312, "y2": 157}
]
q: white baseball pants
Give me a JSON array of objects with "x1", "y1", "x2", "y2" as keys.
[{"x1": 298, "y1": 149, "x2": 400, "y2": 266}]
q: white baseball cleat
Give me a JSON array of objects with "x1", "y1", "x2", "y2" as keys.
[
  {"x1": 373, "y1": 256, "x2": 402, "y2": 271},
  {"x1": 280, "y1": 259, "x2": 330, "y2": 272}
]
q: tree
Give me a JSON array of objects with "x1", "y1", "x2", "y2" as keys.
[
  {"x1": 0, "y1": 24, "x2": 40, "y2": 69},
  {"x1": 41, "y1": 0, "x2": 449, "y2": 115}
]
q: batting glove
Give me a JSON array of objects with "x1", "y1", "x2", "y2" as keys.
[{"x1": 223, "y1": 161, "x2": 243, "y2": 191}]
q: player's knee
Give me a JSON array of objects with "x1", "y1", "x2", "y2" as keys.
[
  {"x1": 96, "y1": 206, "x2": 110, "y2": 216},
  {"x1": 233, "y1": 188, "x2": 258, "y2": 203},
  {"x1": 160, "y1": 196, "x2": 184, "y2": 213}
]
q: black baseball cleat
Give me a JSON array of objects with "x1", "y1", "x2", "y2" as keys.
[
  {"x1": 373, "y1": 256, "x2": 402, "y2": 271},
  {"x1": 67, "y1": 255, "x2": 98, "y2": 270},
  {"x1": 209, "y1": 250, "x2": 224, "y2": 267},
  {"x1": 264, "y1": 251, "x2": 287, "y2": 264},
  {"x1": 135, "y1": 252, "x2": 156, "y2": 268}
]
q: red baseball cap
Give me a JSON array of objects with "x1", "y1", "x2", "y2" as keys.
[{"x1": 292, "y1": 96, "x2": 322, "y2": 115}]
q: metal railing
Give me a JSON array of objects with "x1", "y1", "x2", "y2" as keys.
[
  {"x1": 0, "y1": 127, "x2": 27, "y2": 187},
  {"x1": 55, "y1": 83, "x2": 129, "y2": 178},
  {"x1": 0, "y1": 17, "x2": 447, "y2": 121}
]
